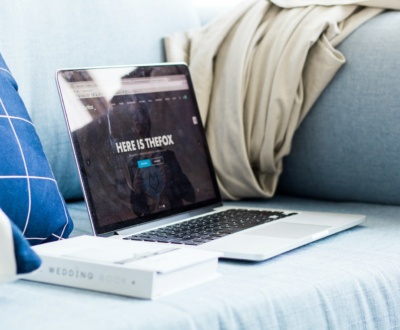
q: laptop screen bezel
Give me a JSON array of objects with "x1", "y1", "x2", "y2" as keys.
[{"x1": 56, "y1": 63, "x2": 222, "y2": 236}]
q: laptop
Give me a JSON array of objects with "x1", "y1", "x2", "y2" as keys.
[{"x1": 56, "y1": 63, "x2": 365, "y2": 261}]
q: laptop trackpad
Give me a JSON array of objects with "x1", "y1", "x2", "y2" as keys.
[{"x1": 245, "y1": 222, "x2": 331, "y2": 239}]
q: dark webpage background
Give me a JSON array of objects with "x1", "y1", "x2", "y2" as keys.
[{"x1": 74, "y1": 89, "x2": 218, "y2": 232}]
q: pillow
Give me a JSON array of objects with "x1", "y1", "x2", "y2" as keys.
[
  {"x1": 0, "y1": 54, "x2": 73, "y2": 245},
  {"x1": 0, "y1": 209, "x2": 41, "y2": 283}
]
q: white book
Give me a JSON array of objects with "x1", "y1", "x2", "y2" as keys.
[{"x1": 22, "y1": 236, "x2": 222, "y2": 299}]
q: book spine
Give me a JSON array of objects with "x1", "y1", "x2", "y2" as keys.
[{"x1": 23, "y1": 256, "x2": 155, "y2": 299}]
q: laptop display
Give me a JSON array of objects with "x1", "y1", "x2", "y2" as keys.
[{"x1": 57, "y1": 64, "x2": 221, "y2": 235}]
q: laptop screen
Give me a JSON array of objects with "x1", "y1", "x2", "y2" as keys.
[{"x1": 57, "y1": 64, "x2": 221, "y2": 235}]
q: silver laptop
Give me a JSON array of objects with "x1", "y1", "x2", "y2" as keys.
[{"x1": 56, "y1": 63, "x2": 365, "y2": 261}]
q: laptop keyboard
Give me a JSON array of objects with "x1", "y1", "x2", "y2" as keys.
[{"x1": 123, "y1": 209, "x2": 297, "y2": 246}]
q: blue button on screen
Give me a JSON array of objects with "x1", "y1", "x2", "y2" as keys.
[{"x1": 137, "y1": 159, "x2": 152, "y2": 168}]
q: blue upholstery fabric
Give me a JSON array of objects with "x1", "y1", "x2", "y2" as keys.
[
  {"x1": 0, "y1": 55, "x2": 73, "y2": 245},
  {"x1": 0, "y1": 0, "x2": 201, "y2": 201},
  {"x1": 278, "y1": 11, "x2": 400, "y2": 205},
  {"x1": 1, "y1": 196, "x2": 400, "y2": 329}
]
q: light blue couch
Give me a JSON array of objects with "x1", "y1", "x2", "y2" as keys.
[{"x1": 1, "y1": 0, "x2": 400, "y2": 329}]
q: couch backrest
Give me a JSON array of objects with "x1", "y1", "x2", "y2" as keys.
[
  {"x1": 0, "y1": 0, "x2": 200, "y2": 200},
  {"x1": 278, "y1": 11, "x2": 400, "y2": 205}
]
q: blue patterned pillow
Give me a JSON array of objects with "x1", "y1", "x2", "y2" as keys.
[{"x1": 0, "y1": 54, "x2": 73, "y2": 245}]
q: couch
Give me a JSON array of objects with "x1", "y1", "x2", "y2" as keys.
[{"x1": 1, "y1": 0, "x2": 400, "y2": 329}]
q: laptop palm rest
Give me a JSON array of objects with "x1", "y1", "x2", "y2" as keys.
[{"x1": 244, "y1": 222, "x2": 331, "y2": 239}]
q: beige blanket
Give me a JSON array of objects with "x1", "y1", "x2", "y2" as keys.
[{"x1": 164, "y1": 0, "x2": 398, "y2": 200}]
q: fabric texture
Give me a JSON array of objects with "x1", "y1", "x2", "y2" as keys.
[
  {"x1": 0, "y1": 54, "x2": 73, "y2": 245},
  {"x1": 0, "y1": 209, "x2": 41, "y2": 283},
  {"x1": 3, "y1": 196, "x2": 400, "y2": 329},
  {"x1": 164, "y1": 0, "x2": 397, "y2": 200}
]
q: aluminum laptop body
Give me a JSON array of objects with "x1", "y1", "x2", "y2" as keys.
[{"x1": 56, "y1": 63, "x2": 365, "y2": 261}]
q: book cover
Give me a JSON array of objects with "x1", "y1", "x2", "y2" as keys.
[{"x1": 22, "y1": 236, "x2": 222, "y2": 299}]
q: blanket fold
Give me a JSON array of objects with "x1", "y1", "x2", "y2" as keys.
[
  {"x1": 164, "y1": 0, "x2": 397, "y2": 199},
  {"x1": 272, "y1": 0, "x2": 400, "y2": 10}
]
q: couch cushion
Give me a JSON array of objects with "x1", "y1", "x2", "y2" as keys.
[
  {"x1": 278, "y1": 11, "x2": 400, "y2": 204},
  {"x1": 0, "y1": 0, "x2": 201, "y2": 200},
  {"x1": 0, "y1": 55, "x2": 73, "y2": 245},
  {"x1": 3, "y1": 195, "x2": 400, "y2": 329}
]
